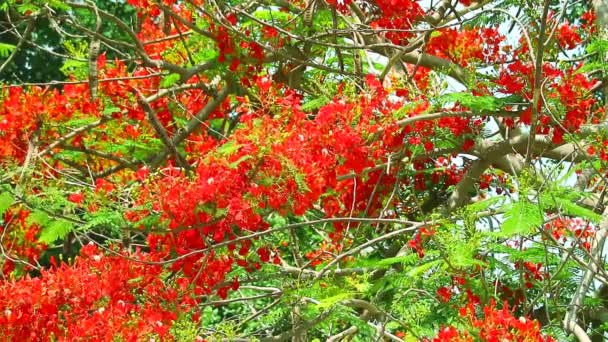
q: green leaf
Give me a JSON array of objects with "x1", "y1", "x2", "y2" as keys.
[
  {"x1": 302, "y1": 96, "x2": 330, "y2": 112},
  {"x1": 16, "y1": 3, "x2": 39, "y2": 15},
  {"x1": 407, "y1": 259, "x2": 442, "y2": 277},
  {"x1": 466, "y1": 196, "x2": 503, "y2": 213},
  {"x1": 193, "y1": 48, "x2": 218, "y2": 63},
  {"x1": 0, "y1": 43, "x2": 16, "y2": 58},
  {"x1": 266, "y1": 213, "x2": 288, "y2": 228},
  {"x1": 553, "y1": 197, "x2": 602, "y2": 223},
  {"x1": 81, "y1": 210, "x2": 124, "y2": 232},
  {"x1": 64, "y1": 117, "x2": 100, "y2": 127},
  {"x1": 499, "y1": 201, "x2": 543, "y2": 237},
  {"x1": 46, "y1": 0, "x2": 70, "y2": 11},
  {"x1": 373, "y1": 254, "x2": 419, "y2": 267},
  {"x1": 127, "y1": 276, "x2": 144, "y2": 284},
  {"x1": 437, "y1": 92, "x2": 502, "y2": 112},
  {"x1": 216, "y1": 141, "x2": 241, "y2": 156},
  {"x1": 0, "y1": 192, "x2": 14, "y2": 217},
  {"x1": 350, "y1": 253, "x2": 419, "y2": 268},
  {"x1": 105, "y1": 138, "x2": 163, "y2": 160},
  {"x1": 575, "y1": 61, "x2": 608, "y2": 74},
  {"x1": 160, "y1": 73, "x2": 181, "y2": 88},
  {"x1": 132, "y1": 213, "x2": 161, "y2": 231},
  {"x1": 514, "y1": 246, "x2": 560, "y2": 264},
  {"x1": 63, "y1": 40, "x2": 88, "y2": 57},
  {"x1": 38, "y1": 219, "x2": 74, "y2": 244},
  {"x1": 252, "y1": 9, "x2": 293, "y2": 22},
  {"x1": 103, "y1": 105, "x2": 121, "y2": 115},
  {"x1": 229, "y1": 155, "x2": 253, "y2": 169},
  {"x1": 540, "y1": 186, "x2": 602, "y2": 223},
  {"x1": 587, "y1": 39, "x2": 608, "y2": 54},
  {"x1": 60, "y1": 60, "x2": 88, "y2": 78},
  {"x1": 450, "y1": 246, "x2": 484, "y2": 268},
  {"x1": 27, "y1": 210, "x2": 51, "y2": 227},
  {"x1": 316, "y1": 292, "x2": 354, "y2": 310},
  {"x1": 313, "y1": 9, "x2": 342, "y2": 30}
]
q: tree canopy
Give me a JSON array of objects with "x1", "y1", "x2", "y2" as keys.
[{"x1": 0, "y1": 0, "x2": 607, "y2": 341}]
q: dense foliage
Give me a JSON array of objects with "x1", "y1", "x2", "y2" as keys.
[{"x1": 0, "y1": 0, "x2": 607, "y2": 340}]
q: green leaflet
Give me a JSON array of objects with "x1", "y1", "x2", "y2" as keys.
[
  {"x1": 539, "y1": 183, "x2": 602, "y2": 223},
  {"x1": 104, "y1": 138, "x2": 162, "y2": 160},
  {"x1": 313, "y1": 9, "x2": 346, "y2": 30},
  {"x1": 216, "y1": 140, "x2": 241, "y2": 156},
  {"x1": 0, "y1": 43, "x2": 16, "y2": 58},
  {"x1": 38, "y1": 219, "x2": 74, "y2": 244},
  {"x1": 449, "y1": 245, "x2": 485, "y2": 269},
  {"x1": 229, "y1": 155, "x2": 253, "y2": 169},
  {"x1": 27, "y1": 210, "x2": 51, "y2": 227},
  {"x1": 25, "y1": 210, "x2": 76, "y2": 244},
  {"x1": 351, "y1": 253, "x2": 418, "y2": 268},
  {"x1": 284, "y1": 161, "x2": 310, "y2": 193},
  {"x1": 13, "y1": 3, "x2": 38, "y2": 15},
  {"x1": 301, "y1": 96, "x2": 330, "y2": 112},
  {"x1": 407, "y1": 259, "x2": 443, "y2": 277},
  {"x1": 252, "y1": 9, "x2": 292, "y2": 22},
  {"x1": 63, "y1": 117, "x2": 101, "y2": 128},
  {"x1": 44, "y1": 0, "x2": 69, "y2": 11},
  {"x1": 553, "y1": 197, "x2": 602, "y2": 223},
  {"x1": 437, "y1": 92, "x2": 502, "y2": 112},
  {"x1": 540, "y1": 190, "x2": 602, "y2": 223},
  {"x1": 316, "y1": 292, "x2": 355, "y2": 310},
  {"x1": 575, "y1": 61, "x2": 608, "y2": 74},
  {"x1": 160, "y1": 73, "x2": 181, "y2": 88},
  {"x1": 0, "y1": 192, "x2": 14, "y2": 218},
  {"x1": 127, "y1": 276, "x2": 144, "y2": 284},
  {"x1": 498, "y1": 201, "x2": 543, "y2": 237},
  {"x1": 369, "y1": 254, "x2": 419, "y2": 267},
  {"x1": 60, "y1": 60, "x2": 88, "y2": 78},
  {"x1": 466, "y1": 196, "x2": 503, "y2": 213},
  {"x1": 102, "y1": 105, "x2": 121, "y2": 116},
  {"x1": 586, "y1": 38, "x2": 608, "y2": 54},
  {"x1": 490, "y1": 243, "x2": 561, "y2": 264},
  {"x1": 265, "y1": 213, "x2": 288, "y2": 228},
  {"x1": 193, "y1": 48, "x2": 218, "y2": 64},
  {"x1": 81, "y1": 210, "x2": 124, "y2": 232}
]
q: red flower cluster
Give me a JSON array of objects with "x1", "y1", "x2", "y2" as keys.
[
  {"x1": 496, "y1": 59, "x2": 597, "y2": 138},
  {"x1": 556, "y1": 23, "x2": 582, "y2": 50},
  {"x1": 427, "y1": 28, "x2": 505, "y2": 66},
  {"x1": 0, "y1": 243, "x2": 199, "y2": 341},
  {"x1": 432, "y1": 301, "x2": 554, "y2": 342},
  {"x1": 133, "y1": 81, "x2": 405, "y2": 290},
  {"x1": 0, "y1": 85, "x2": 90, "y2": 161},
  {"x1": 1, "y1": 208, "x2": 48, "y2": 275},
  {"x1": 370, "y1": 0, "x2": 423, "y2": 44}
]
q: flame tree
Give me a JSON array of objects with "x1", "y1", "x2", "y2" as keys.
[{"x1": 0, "y1": 0, "x2": 607, "y2": 340}]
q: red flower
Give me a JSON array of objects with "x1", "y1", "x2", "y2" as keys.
[
  {"x1": 437, "y1": 286, "x2": 452, "y2": 302},
  {"x1": 462, "y1": 139, "x2": 475, "y2": 151},
  {"x1": 262, "y1": 26, "x2": 278, "y2": 39},
  {"x1": 95, "y1": 178, "x2": 115, "y2": 193},
  {"x1": 136, "y1": 166, "x2": 150, "y2": 181},
  {"x1": 68, "y1": 192, "x2": 85, "y2": 205},
  {"x1": 257, "y1": 247, "x2": 271, "y2": 262}
]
